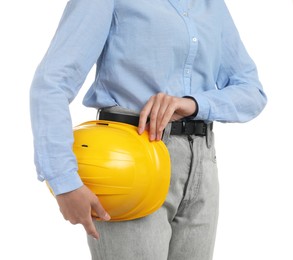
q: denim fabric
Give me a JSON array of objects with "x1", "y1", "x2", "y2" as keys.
[
  {"x1": 30, "y1": 0, "x2": 266, "y2": 195},
  {"x1": 87, "y1": 107, "x2": 219, "y2": 260}
]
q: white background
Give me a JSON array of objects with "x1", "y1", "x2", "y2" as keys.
[{"x1": 0, "y1": 0, "x2": 292, "y2": 259}]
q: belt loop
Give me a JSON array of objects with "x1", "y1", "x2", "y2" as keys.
[
  {"x1": 162, "y1": 123, "x2": 172, "y2": 145},
  {"x1": 206, "y1": 124, "x2": 212, "y2": 149},
  {"x1": 96, "y1": 108, "x2": 102, "y2": 120}
]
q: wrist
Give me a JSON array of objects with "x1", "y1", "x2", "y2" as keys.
[{"x1": 182, "y1": 96, "x2": 198, "y2": 118}]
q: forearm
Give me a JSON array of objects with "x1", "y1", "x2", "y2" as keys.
[
  {"x1": 191, "y1": 1, "x2": 267, "y2": 123},
  {"x1": 30, "y1": 71, "x2": 83, "y2": 195},
  {"x1": 192, "y1": 81, "x2": 267, "y2": 123},
  {"x1": 29, "y1": 0, "x2": 114, "y2": 195}
]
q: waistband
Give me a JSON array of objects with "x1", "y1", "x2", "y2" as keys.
[{"x1": 98, "y1": 110, "x2": 212, "y2": 136}]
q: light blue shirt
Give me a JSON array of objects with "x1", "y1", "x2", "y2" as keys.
[{"x1": 30, "y1": 0, "x2": 267, "y2": 195}]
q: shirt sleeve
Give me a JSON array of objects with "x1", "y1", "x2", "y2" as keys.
[
  {"x1": 30, "y1": 0, "x2": 114, "y2": 195},
  {"x1": 194, "y1": 1, "x2": 267, "y2": 123}
]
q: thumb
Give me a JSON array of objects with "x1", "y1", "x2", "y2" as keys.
[{"x1": 91, "y1": 196, "x2": 111, "y2": 221}]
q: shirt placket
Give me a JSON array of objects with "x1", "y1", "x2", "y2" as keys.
[{"x1": 168, "y1": 0, "x2": 199, "y2": 96}]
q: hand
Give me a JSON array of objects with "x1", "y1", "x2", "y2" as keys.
[
  {"x1": 138, "y1": 93, "x2": 197, "y2": 141},
  {"x1": 56, "y1": 185, "x2": 110, "y2": 239}
]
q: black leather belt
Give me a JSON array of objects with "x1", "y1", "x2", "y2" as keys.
[{"x1": 99, "y1": 110, "x2": 212, "y2": 136}]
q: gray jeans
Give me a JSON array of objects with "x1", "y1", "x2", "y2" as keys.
[{"x1": 88, "y1": 107, "x2": 219, "y2": 260}]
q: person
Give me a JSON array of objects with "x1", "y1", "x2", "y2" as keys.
[{"x1": 30, "y1": 0, "x2": 267, "y2": 259}]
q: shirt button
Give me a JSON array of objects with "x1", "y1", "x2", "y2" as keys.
[
  {"x1": 183, "y1": 12, "x2": 188, "y2": 17},
  {"x1": 192, "y1": 37, "x2": 197, "y2": 42},
  {"x1": 186, "y1": 69, "x2": 190, "y2": 74}
]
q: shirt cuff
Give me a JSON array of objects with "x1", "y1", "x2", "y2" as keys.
[
  {"x1": 185, "y1": 93, "x2": 211, "y2": 121},
  {"x1": 182, "y1": 96, "x2": 199, "y2": 118},
  {"x1": 47, "y1": 172, "x2": 84, "y2": 196}
]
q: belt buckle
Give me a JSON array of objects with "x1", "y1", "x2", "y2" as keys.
[
  {"x1": 195, "y1": 122, "x2": 207, "y2": 136},
  {"x1": 186, "y1": 121, "x2": 208, "y2": 136},
  {"x1": 170, "y1": 120, "x2": 210, "y2": 136},
  {"x1": 184, "y1": 121, "x2": 195, "y2": 135},
  {"x1": 171, "y1": 121, "x2": 184, "y2": 135}
]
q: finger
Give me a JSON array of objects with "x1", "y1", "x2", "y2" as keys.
[
  {"x1": 148, "y1": 96, "x2": 162, "y2": 141},
  {"x1": 92, "y1": 197, "x2": 111, "y2": 221},
  {"x1": 82, "y1": 216, "x2": 100, "y2": 240},
  {"x1": 138, "y1": 97, "x2": 154, "y2": 135},
  {"x1": 156, "y1": 105, "x2": 176, "y2": 140},
  {"x1": 156, "y1": 96, "x2": 169, "y2": 128},
  {"x1": 160, "y1": 101, "x2": 177, "y2": 129},
  {"x1": 155, "y1": 96, "x2": 173, "y2": 140}
]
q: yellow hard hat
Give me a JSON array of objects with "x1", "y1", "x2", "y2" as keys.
[{"x1": 72, "y1": 120, "x2": 171, "y2": 221}]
